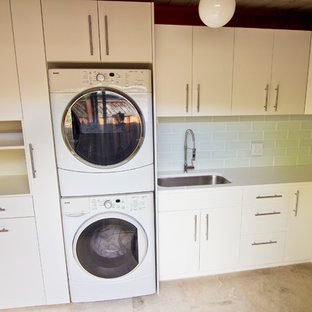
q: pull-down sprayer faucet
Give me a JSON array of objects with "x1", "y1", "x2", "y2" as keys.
[{"x1": 184, "y1": 129, "x2": 196, "y2": 173}]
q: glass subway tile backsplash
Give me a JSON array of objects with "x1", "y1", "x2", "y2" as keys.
[{"x1": 157, "y1": 115, "x2": 312, "y2": 172}]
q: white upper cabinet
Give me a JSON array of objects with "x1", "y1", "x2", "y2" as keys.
[
  {"x1": 41, "y1": 0, "x2": 153, "y2": 63},
  {"x1": 271, "y1": 30, "x2": 311, "y2": 114},
  {"x1": 98, "y1": 1, "x2": 152, "y2": 63},
  {"x1": 155, "y1": 25, "x2": 193, "y2": 117},
  {"x1": 192, "y1": 27, "x2": 234, "y2": 116},
  {"x1": 41, "y1": 0, "x2": 99, "y2": 62},
  {"x1": 232, "y1": 28, "x2": 311, "y2": 115},
  {"x1": 155, "y1": 25, "x2": 234, "y2": 117},
  {"x1": 0, "y1": 0, "x2": 22, "y2": 121}
]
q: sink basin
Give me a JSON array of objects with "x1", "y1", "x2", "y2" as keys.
[{"x1": 158, "y1": 175, "x2": 231, "y2": 187}]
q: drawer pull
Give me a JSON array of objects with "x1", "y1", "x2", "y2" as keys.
[
  {"x1": 186, "y1": 84, "x2": 189, "y2": 113},
  {"x1": 0, "y1": 228, "x2": 9, "y2": 233},
  {"x1": 252, "y1": 240, "x2": 277, "y2": 246},
  {"x1": 255, "y1": 212, "x2": 281, "y2": 216},
  {"x1": 0, "y1": 208, "x2": 5, "y2": 212},
  {"x1": 194, "y1": 215, "x2": 198, "y2": 242},
  {"x1": 206, "y1": 214, "x2": 209, "y2": 240},
  {"x1": 256, "y1": 195, "x2": 282, "y2": 199},
  {"x1": 88, "y1": 15, "x2": 94, "y2": 56}
]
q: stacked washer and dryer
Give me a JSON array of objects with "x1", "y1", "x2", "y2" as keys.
[{"x1": 48, "y1": 69, "x2": 156, "y2": 303}]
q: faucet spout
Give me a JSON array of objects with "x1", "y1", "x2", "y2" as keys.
[{"x1": 184, "y1": 129, "x2": 196, "y2": 173}]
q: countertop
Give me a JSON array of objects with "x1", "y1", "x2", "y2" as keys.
[{"x1": 157, "y1": 165, "x2": 312, "y2": 191}]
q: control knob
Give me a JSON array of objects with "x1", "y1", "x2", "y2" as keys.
[
  {"x1": 96, "y1": 73, "x2": 105, "y2": 82},
  {"x1": 104, "y1": 200, "x2": 113, "y2": 209}
]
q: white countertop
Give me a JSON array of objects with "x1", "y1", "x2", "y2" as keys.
[{"x1": 157, "y1": 165, "x2": 312, "y2": 191}]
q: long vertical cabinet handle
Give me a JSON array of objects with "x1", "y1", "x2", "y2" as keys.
[
  {"x1": 294, "y1": 190, "x2": 300, "y2": 216},
  {"x1": 264, "y1": 84, "x2": 269, "y2": 111},
  {"x1": 205, "y1": 214, "x2": 209, "y2": 240},
  {"x1": 29, "y1": 144, "x2": 37, "y2": 178},
  {"x1": 194, "y1": 215, "x2": 198, "y2": 242},
  {"x1": 197, "y1": 84, "x2": 200, "y2": 113},
  {"x1": 104, "y1": 15, "x2": 109, "y2": 56},
  {"x1": 274, "y1": 84, "x2": 279, "y2": 112},
  {"x1": 186, "y1": 84, "x2": 189, "y2": 113},
  {"x1": 88, "y1": 15, "x2": 94, "y2": 56}
]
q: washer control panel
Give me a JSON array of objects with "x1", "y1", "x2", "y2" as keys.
[{"x1": 62, "y1": 192, "x2": 153, "y2": 217}]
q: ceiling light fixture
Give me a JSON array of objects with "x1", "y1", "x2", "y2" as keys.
[{"x1": 198, "y1": 0, "x2": 236, "y2": 28}]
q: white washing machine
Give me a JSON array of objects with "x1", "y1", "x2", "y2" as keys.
[
  {"x1": 61, "y1": 192, "x2": 156, "y2": 303},
  {"x1": 49, "y1": 69, "x2": 154, "y2": 197}
]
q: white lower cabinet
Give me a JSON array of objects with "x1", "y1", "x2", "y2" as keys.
[
  {"x1": 158, "y1": 182, "x2": 312, "y2": 282},
  {"x1": 158, "y1": 189, "x2": 242, "y2": 280},
  {"x1": 284, "y1": 185, "x2": 312, "y2": 262},
  {"x1": 0, "y1": 196, "x2": 45, "y2": 309}
]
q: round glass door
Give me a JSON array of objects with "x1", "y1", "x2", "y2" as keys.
[
  {"x1": 74, "y1": 216, "x2": 147, "y2": 279},
  {"x1": 63, "y1": 87, "x2": 144, "y2": 168}
]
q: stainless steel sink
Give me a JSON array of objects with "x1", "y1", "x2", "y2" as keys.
[{"x1": 158, "y1": 175, "x2": 231, "y2": 187}]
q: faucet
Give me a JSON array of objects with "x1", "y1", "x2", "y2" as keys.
[{"x1": 184, "y1": 129, "x2": 196, "y2": 173}]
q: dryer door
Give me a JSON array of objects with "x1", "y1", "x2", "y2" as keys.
[
  {"x1": 63, "y1": 87, "x2": 144, "y2": 168},
  {"x1": 73, "y1": 213, "x2": 148, "y2": 279}
]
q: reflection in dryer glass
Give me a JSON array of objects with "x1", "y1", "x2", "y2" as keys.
[
  {"x1": 63, "y1": 89, "x2": 143, "y2": 166},
  {"x1": 76, "y1": 218, "x2": 139, "y2": 278}
]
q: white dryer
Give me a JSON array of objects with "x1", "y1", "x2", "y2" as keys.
[
  {"x1": 61, "y1": 192, "x2": 156, "y2": 302},
  {"x1": 49, "y1": 69, "x2": 154, "y2": 197}
]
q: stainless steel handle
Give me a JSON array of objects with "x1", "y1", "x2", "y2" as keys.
[
  {"x1": 252, "y1": 240, "x2": 277, "y2": 246},
  {"x1": 194, "y1": 215, "x2": 198, "y2": 242},
  {"x1": 0, "y1": 208, "x2": 5, "y2": 212},
  {"x1": 256, "y1": 194, "x2": 282, "y2": 199},
  {"x1": 255, "y1": 212, "x2": 281, "y2": 216},
  {"x1": 197, "y1": 84, "x2": 200, "y2": 113},
  {"x1": 264, "y1": 84, "x2": 269, "y2": 112},
  {"x1": 206, "y1": 214, "x2": 209, "y2": 240},
  {"x1": 88, "y1": 15, "x2": 94, "y2": 56},
  {"x1": 186, "y1": 84, "x2": 189, "y2": 113},
  {"x1": 29, "y1": 144, "x2": 36, "y2": 178},
  {"x1": 294, "y1": 190, "x2": 300, "y2": 217},
  {"x1": 274, "y1": 84, "x2": 279, "y2": 112},
  {"x1": 0, "y1": 228, "x2": 9, "y2": 233},
  {"x1": 104, "y1": 15, "x2": 109, "y2": 56}
]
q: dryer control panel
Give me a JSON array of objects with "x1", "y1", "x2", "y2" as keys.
[{"x1": 48, "y1": 68, "x2": 152, "y2": 93}]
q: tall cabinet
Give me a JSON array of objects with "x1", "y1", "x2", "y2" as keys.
[
  {"x1": 0, "y1": 0, "x2": 46, "y2": 309},
  {"x1": 3, "y1": 0, "x2": 70, "y2": 308}
]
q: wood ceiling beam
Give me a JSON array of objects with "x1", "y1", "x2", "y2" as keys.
[{"x1": 154, "y1": 4, "x2": 312, "y2": 30}]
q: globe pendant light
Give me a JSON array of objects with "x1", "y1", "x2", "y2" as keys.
[{"x1": 198, "y1": 0, "x2": 236, "y2": 28}]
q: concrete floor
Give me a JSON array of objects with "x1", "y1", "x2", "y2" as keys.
[{"x1": 4, "y1": 263, "x2": 312, "y2": 312}]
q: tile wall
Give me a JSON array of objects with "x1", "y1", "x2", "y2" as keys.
[{"x1": 157, "y1": 115, "x2": 312, "y2": 172}]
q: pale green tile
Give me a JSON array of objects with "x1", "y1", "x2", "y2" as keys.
[
  {"x1": 225, "y1": 158, "x2": 250, "y2": 168},
  {"x1": 200, "y1": 122, "x2": 227, "y2": 132},
  {"x1": 276, "y1": 139, "x2": 298, "y2": 148},
  {"x1": 274, "y1": 156, "x2": 297, "y2": 166},
  {"x1": 199, "y1": 141, "x2": 225, "y2": 151},
  {"x1": 211, "y1": 150, "x2": 237, "y2": 159},
  {"x1": 212, "y1": 132, "x2": 238, "y2": 141},
  {"x1": 239, "y1": 131, "x2": 264, "y2": 140},
  {"x1": 264, "y1": 140, "x2": 276, "y2": 149},
  {"x1": 250, "y1": 157, "x2": 274, "y2": 167},
  {"x1": 212, "y1": 116, "x2": 240, "y2": 122},
  {"x1": 253, "y1": 121, "x2": 276, "y2": 131},
  {"x1": 226, "y1": 141, "x2": 250, "y2": 150},
  {"x1": 299, "y1": 139, "x2": 312, "y2": 147},
  {"x1": 288, "y1": 130, "x2": 311, "y2": 139},
  {"x1": 277, "y1": 120, "x2": 301, "y2": 130},
  {"x1": 227, "y1": 121, "x2": 252, "y2": 131},
  {"x1": 264, "y1": 115, "x2": 290, "y2": 121},
  {"x1": 240, "y1": 116, "x2": 265, "y2": 122},
  {"x1": 301, "y1": 120, "x2": 312, "y2": 129},
  {"x1": 264, "y1": 130, "x2": 288, "y2": 140},
  {"x1": 237, "y1": 149, "x2": 251, "y2": 157}
]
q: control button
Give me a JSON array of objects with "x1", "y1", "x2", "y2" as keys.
[
  {"x1": 96, "y1": 73, "x2": 105, "y2": 82},
  {"x1": 104, "y1": 200, "x2": 113, "y2": 209}
]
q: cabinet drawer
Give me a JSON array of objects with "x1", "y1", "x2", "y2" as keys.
[
  {"x1": 240, "y1": 232, "x2": 285, "y2": 266},
  {"x1": 243, "y1": 187, "x2": 292, "y2": 206},
  {"x1": 0, "y1": 196, "x2": 34, "y2": 218},
  {"x1": 241, "y1": 203, "x2": 287, "y2": 234}
]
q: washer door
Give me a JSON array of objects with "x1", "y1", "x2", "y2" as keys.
[
  {"x1": 74, "y1": 213, "x2": 148, "y2": 279},
  {"x1": 63, "y1": 87, "x2": 144, "y2": 168}
]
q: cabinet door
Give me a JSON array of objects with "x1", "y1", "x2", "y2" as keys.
[
  {"x1": 200, "y1": 207, "x2": 241, "y2": 272},
  {"x1": 305, "y1": 38, "x2": 312, "y2": 114},
  {"x1": 270, "y1": 30, "x2": 310, "y2": 114},
  {"x1": 98, "y1": 1, "x2": 152, "y2": 63},
  {"x1": 0, "y1": 0, "x2": 22, "y2": 120},
  {"x1": 192, "y1": 27, "x2": 234, "y2": 116},
  {"x1": 0, "y1": 217, "x2": 45, "y2": 309},
  {"x1": 284, "y1": 185, "x2": 312, "y2": 262},
  {"x1": 232, "y1": 28, "x2": 274, "y2": 115},
  {"x1": 158, "y1": 210, "x2": 200, "y2": 280},
  {"x1": 41, "y1": 0, "x2": 100, "y2": 62},
  {"x1": 155, "y1": 25, "x2": 193, "y2": 117}
]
